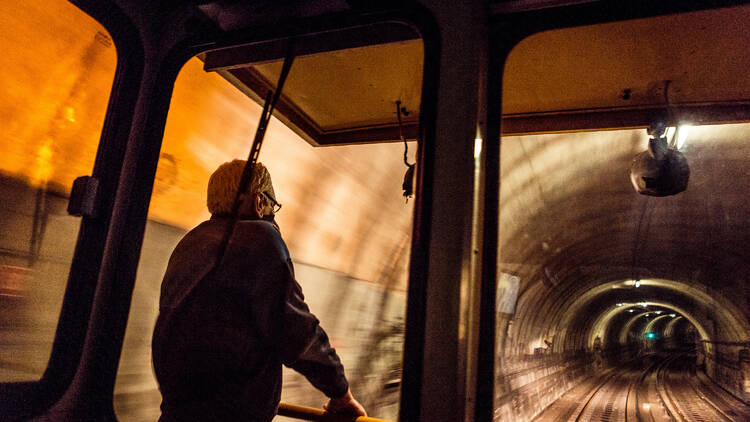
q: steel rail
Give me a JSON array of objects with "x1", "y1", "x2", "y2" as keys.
[
  {"x1": 656, "y1": 354, "x2": 685, "y2": 421},
  {"x1": 277, "y1": 403, "x2": 392, "y2": 422},
  {"x1": 694, "y1": 370, "x2": 750, "y2": 417},
  {"x1": 626, "y1": 358, "x2": 660, "y2": 422},
  {"x1": 657, "y1": 353, "x2": 737, "y2": 422},
  {"x1": 623, "y1": 374, "x2": 636, "y2": 422},
  {"x1": 683, "y1": 368, "x2": 735, "y2": 422},
  {"x1": 572, "y1": 370, "x2": 621, "y2": 422}
]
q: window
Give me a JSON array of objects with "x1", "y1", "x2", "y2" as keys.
[
  {"x1": 115, "y1": 42, "x2": 420, "y2": 418},
  {"x1": 493, "y1": 5, "x2": 750, "y2": 420},
  {"x1": 0, "y1": 0, "x2": 116, "y2": 382}
]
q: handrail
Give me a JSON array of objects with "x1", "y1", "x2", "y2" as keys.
[{"x1": 277, "y1": 403, "x2": 393, "y2": 422}]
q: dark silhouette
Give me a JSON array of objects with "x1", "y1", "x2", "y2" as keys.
[{"x1": 152, "y1": 160, "x2": 366, "y2": 421}]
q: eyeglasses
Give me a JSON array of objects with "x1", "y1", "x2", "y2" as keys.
[{"x1": 262, "y1": 192, "x2": 282, "y2": 213}]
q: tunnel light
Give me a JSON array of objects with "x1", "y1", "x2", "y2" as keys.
[
  {"x1": 640, "y1": 302, "x2": 647, "y2": 308},
  {"x1": 64, "y1": 106, "x2": 76, "y2": 123},
  {"x1": 474, "y1": 136, "x2": 483, "y2": 159},
  {"x1": 670, "y1": 314, "x2": 676, "y2": 317},
  {"x1": 644, "y1": 314, "x2": 649, "y2": 317},
  {"x1": 655, "y1": 310, "x2": 662, "y2": 314},
  {"x1": 677, "y1": 124, "x2": 692, "y2": 149},
  {"x1": 616, "y1": 303, "x2": 623, "y2": 307},
  {"x1": 628, "y1": 309, "x2": 634, "y2": 313},
  {"x1": 646, "y1": 332, "x2": 656, "y2": 339},
  {"x1": 634, "y1": 280, "x2": 641, "y2": 288}
]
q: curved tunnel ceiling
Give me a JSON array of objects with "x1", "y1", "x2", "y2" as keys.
[{"x1": 571, "y1": 279, "x2": 748, "y2": 347}]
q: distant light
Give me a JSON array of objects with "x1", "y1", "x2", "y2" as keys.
[
  {"x1": 474, "y1": 137, "x2": 482, "y2": 159},
  {"x1": 677, "y1": 124, "x2": 692, "y2": 149},
  {"x1": 64, "y1": 106, "x2": 76, "y2": 123},
  {"x1": 628, "y1": 309, "x2": 634, "y2": 313},
  {"x1": 646, "y1": 332, "x2": 656, "y2": 339},
  {"x1": 617, "y1": 303, "x2": 623, "y2": 307},
  {"x1": 655, "y1": 311, "x2": 662, "y2": 314},
  {"x1": 635, "y1": 280, "x2": 641, "y2": 288},
  {"x1": 640, "y1": 302, "x2": 647, "y2": 308},
  {"x1": 644, "y1": 314, "x2": 649, "y2": 317},
  {"x1": 670, "y1": 314, "x2": 676, "y2": 317}
]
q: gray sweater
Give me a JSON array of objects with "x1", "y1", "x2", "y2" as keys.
[{"x1": 152, "y1": 217, "x2": 348, "y2": 421}]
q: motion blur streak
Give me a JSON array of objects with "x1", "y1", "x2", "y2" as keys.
[
  {"x1": 0, "y1": 0, "x2": 116, "y2": 384},
  {"x1": 0, "y1": 0, "x2": 115, "y2": 193}
]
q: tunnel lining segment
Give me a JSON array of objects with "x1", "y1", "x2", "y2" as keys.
[{"x1": 548, "y1": 278, "x2": 748, "y2": 354}]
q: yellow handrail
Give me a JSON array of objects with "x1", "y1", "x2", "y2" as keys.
[{"x1": 277, "y1": 402, "x2": 393, "y2": 422}]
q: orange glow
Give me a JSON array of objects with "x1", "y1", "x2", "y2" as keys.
[
  {"x1": 0, "y1": 1, "x2": 414, "y2": 290},
  {"x1": 32, "y1": 139, "x2": 54, "y2": 185},
  {"x1": 156, "y1": 58, "x2": 414, "y2": 289},
  {"x1": 0, "y1": 0, "x2": 116, "y2": 192}
]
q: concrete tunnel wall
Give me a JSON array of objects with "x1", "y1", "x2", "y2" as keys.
[{"x1": 492, "y1": 126, "x2": 750, "y2": 421}]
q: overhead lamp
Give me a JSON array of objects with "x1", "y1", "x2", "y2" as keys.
[
  {"x1": 630, "y1": 120, "x2": 690, "y2": 196},
  {"x1": 676, "y1": 124, "x2": 692, "y2": 149}
]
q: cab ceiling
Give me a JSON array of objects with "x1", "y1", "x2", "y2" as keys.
[{"x1": 202, "y1": 4, "x2": 750, "y2": 146}]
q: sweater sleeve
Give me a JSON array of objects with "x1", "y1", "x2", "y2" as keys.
[
  {"x1": 275, "y1": 258, "x2": 349, "y2": 398},
  {"x1": 242, "y1": 223, "x2": 349, "y2": 398}
]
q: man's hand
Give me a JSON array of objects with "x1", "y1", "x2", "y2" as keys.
[{"x1": 324, "y1": 389, "x2": 367, "y2": 417}]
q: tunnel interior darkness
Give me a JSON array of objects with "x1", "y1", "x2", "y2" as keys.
[{"x1": 496, "y1": 125, "x2": 750, "y2": 358}]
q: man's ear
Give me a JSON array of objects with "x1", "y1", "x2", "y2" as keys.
[{"x1": 253, "y1": 193, "x2": 264, "y2": 217}]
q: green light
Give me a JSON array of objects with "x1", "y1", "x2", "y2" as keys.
[{"x1": 646, "y1": 332, "x2": 656, "y2": 339}]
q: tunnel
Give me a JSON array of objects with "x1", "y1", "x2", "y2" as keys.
[{"x1": 492, "y1": 126, "x2": 750, "y2": 421}]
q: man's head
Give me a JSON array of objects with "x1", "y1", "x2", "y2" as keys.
[{"x1": 207, "y1": 160, "x2": 280, "y2": 223}]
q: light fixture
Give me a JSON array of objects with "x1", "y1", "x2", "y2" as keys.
[
  {"x1": 670, "y1": 314, "x2": 676, "y2": 317},
  {"x1": 630, "y1": 117, "x2": 690, "y2": 196},
  {"x1": 655, "y1": 310, "x2": 662, "y2": 314},
  {"x1": 617, "y1": 303, "x2": 623, "y2": 307},
  {"x1": 474, "y1": 136, "x2": 483, "y2": 159},
  {"x1": 635, "y1": 280, "x2": 641, "y2": 288},
  {"x1": 676, "y1": 124, "x2": 692, "y2": 149}
]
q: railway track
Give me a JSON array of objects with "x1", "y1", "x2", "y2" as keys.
[
  {"x1": 558, "y1": 353, "x2": 750, "y2": 422},
  {"x1": 656, "y1": 354, "x2": 750, "y2": 422},
  {"x1": 570, "y1": 368, "x2": 631, "y2": 422}
]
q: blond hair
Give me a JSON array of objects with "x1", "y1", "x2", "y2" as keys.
[{"x1": 207, "y1": 160, "x2": 276, "y2": 215}]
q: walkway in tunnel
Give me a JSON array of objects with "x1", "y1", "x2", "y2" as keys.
[{"x1": 532, "y1": 351, "x2": 750, "y2": 422}]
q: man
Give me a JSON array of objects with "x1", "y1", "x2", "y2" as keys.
[{"x1": 152, "y1": 160, "x2": 366, "y2": 421}]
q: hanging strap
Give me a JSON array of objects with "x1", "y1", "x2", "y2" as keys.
[
  {"x1": 396, "y1": 100, "x2": 415, "y2": 201},
  {"x1": 215, "y1": 40, "x2": 296, "y2": 264}
]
